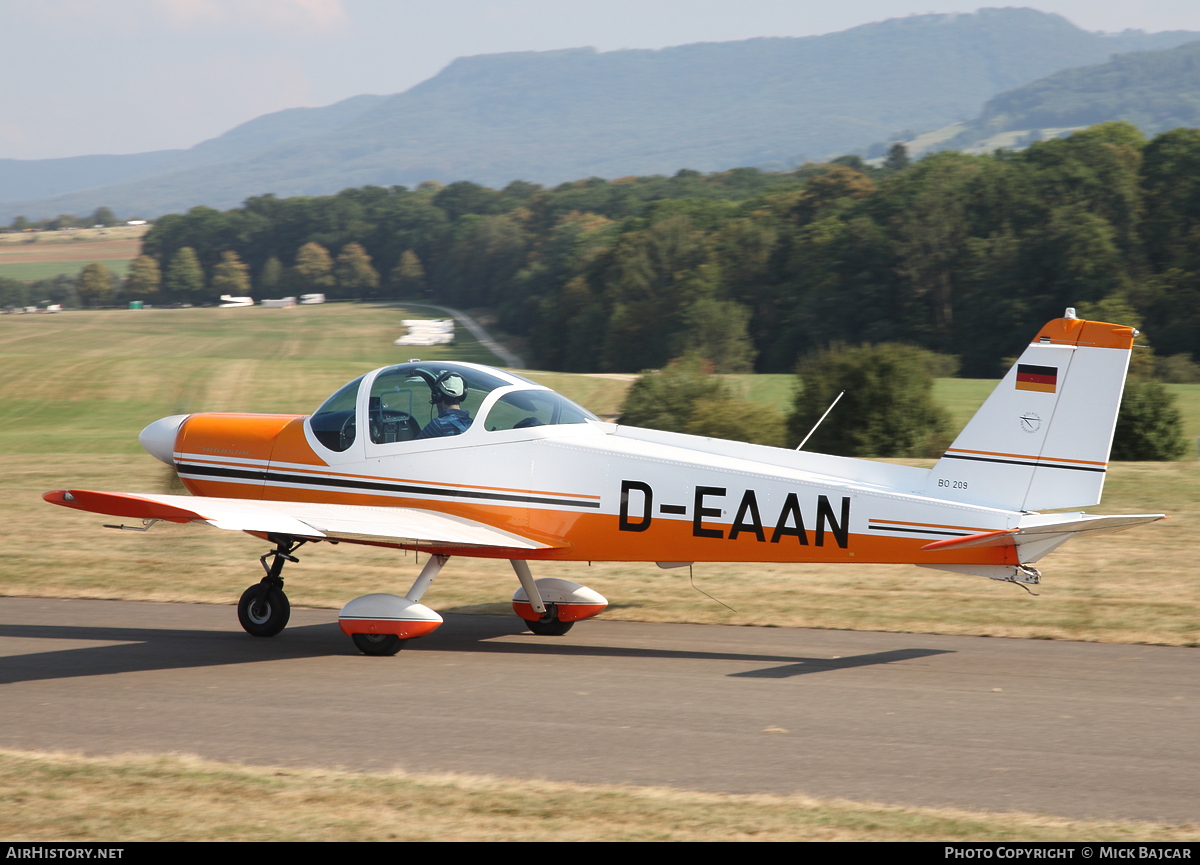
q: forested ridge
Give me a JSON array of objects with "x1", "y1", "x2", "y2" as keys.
[
  {"x1": 128, "y1": 122, "x2": 1200, "y2": 378},
  {"x1": 944, "y1": 39, "x2": 1200, "y2": 151},
  {"x1": 6, "y1": 7, "x2": 1197, "y2": 222}
]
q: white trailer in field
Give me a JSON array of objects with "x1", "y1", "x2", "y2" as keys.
[{"x1": 394, "y1": 319, "x2": 455, "y2": 346}]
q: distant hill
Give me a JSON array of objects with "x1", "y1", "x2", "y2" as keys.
[
  {"x1": 2, "y1": 7, "x2": 1198, "y2": 221},
  {"x1": 936, "y1": 39, "x2": 1200, "y2": 152},
  {"x1": 0, "y1": 95, "x2": 387, "y2": 209}
]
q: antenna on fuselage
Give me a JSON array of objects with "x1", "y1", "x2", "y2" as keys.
[
  {"x1": 689, "y1": 565, "x2": 737, "y2": 614},
  {"x1": 796, "y1": 390, "x2": 845, "y2": 451}
]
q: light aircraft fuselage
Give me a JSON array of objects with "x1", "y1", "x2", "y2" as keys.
[{"x1": 45, "y1": 312, "x2": 1164, "y2": 654}]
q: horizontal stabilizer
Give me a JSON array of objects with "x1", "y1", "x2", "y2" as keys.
[
  {"x1": 921, "y1": 513, "x2": 1165, "y2": 555},
  {"x1": 44, "y1": 489, "x2": 552, "y2": 551}
]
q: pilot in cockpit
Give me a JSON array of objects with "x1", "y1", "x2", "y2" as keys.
[{"x1": 417, "y1": 371, "x2": 473, "y2": 439}]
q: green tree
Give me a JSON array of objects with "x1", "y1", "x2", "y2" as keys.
[
  {"x1": 389, "y1": 249, "x2": 426, "y2": 297},
  {"x1": 891, "y1": 154, "x2": 977, "y2": 348},
  {"x1": 90, "y1": 206, "x2": 118, "y2": 227},
  {"x1": 125, "y1": 255, "x2": 161, "y2": 300},
  {"x1": 883, "y1": 143, "x2": 910, "y2": 172},
  {"x1": 602, "y1": 216, "x2": 712, "y2": 372},
  {"x1": 788, "y1": 343, "x2": 950, "y2": 457},
  {"x1": 1157, "y1": 354, "x2": 1200, "y2": 383},
  {"x1": 619, "y1": 355, "x2": 786, "y2": 447},
  {"x1": 258, "y1": 256, "x2": 284, "y2": 294},
  {"x1": 211, "y1": 250, "x2": 251, "y2": 297},
  {"x1": 76, "y1": 263, "x2": 114, "y2": 307},
  {"x1": 164, "y1": 247, "x2": 205, "y2": 301},
  {"x1": 790, "y1": 165, "x2": 875, "y2": 224},
  {"x1": 47, "y1": 214, "x2": 82, "y2": 230},
  {"x1": 0, "y1": 276, "x2": 29, "y2": 309},
  {"x1": 680, "y1": 294, "x2": 757, "y2": 373},
  {"x1": 334, "y1": 242, "x2": 380, "y2": 298},
  {"x1": 293, "y1": 242, "x2": 335, "y2": 295},
  {"x1": 1111, "y1": 381, "x2": 1187, "y2": 460},
  {"x1": 434, "y1": 181, "x2": 500, "y2": 220}
]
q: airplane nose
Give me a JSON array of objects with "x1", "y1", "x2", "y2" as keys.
[{"x1": 139, "y1": 414, "x2": 189, "y2": 465}]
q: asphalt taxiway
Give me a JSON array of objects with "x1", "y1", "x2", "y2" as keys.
[{"x1": 0, "y1": 597, "x2": 1195, "y2": 824}]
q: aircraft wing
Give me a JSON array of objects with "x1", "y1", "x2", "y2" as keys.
[{"x1": 43, "y1": 489, "x2": 554, "y2": 551}]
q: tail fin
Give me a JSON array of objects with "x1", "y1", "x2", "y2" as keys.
[{"x1": 924, "y1": 312, "x2": 1136, "y2": 512}]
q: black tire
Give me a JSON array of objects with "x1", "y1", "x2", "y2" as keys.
[
  {"x1": 526, "y1": 616, "x2": 574, "y2": 636},
  {"x1": 237, "y1": 584, "x2": 291, "y2": 637},
  {"x1": 352, "y1": 633, "x2": 404, "y2": 656}
]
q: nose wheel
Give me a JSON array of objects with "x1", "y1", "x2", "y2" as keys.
[
  {"x1": 238, "y1": 583, "x2": 291, "y2": 637},
  {"x1": 237, "y1": 537, "x2": 304, "y2": 638}
]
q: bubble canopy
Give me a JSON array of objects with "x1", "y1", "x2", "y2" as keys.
[{"x1": 308, "y1": 361, "x2": 599, "y2": 452}]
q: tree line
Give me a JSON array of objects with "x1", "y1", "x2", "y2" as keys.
[
  {"x1": 3, "y1": 207, "x2": 124, "y2": 231},
  {"x1": 15, "y1": 122, "x2": 1200, "y2": 385}
]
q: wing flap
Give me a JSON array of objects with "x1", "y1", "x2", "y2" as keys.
[{"x1": 44, "y1": 490, "x2": 553, "y2": 550}]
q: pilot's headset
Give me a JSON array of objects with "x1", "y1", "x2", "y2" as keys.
[{"x1": 431, "y1": 371, "x2": 468, "y2": 406}]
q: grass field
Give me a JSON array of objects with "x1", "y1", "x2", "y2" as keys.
[
  {"x1": 0, "y1": 259, "x2": 134, "y2": 281},
  {"x1": 0, "y1": 225, "x2": 146, "y2": 282}
]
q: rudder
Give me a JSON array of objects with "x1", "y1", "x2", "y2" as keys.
[{"x1": 924, "y1": 311, "x2": 1136, "y2": 511}]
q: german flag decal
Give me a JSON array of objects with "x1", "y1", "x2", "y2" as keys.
[{"x1": 1016, "y1": 364, "x2": 1057, "y2": 393}]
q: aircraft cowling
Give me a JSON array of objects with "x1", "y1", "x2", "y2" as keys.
[
  {"x1": 512, "y1": 578, "x2": 608, "y2": 623},
  {"x1": 168, "y1": 413, "x2": 305, "y2": 498},
  {"x1": 338, "y1": 593, "x2": 444, "y2": 639}
]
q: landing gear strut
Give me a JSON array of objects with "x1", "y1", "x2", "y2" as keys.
[{"x1": 237, "y1": 536, "x2": 304, "y2": 637}]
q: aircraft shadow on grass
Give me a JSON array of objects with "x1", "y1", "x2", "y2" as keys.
[{"x1": 0, "y1": 613, "x2": 952, "y2": 684}]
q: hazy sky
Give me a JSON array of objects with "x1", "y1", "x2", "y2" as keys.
[{"x1": 3, "y1": 0, "x2": 1200, "y2": 160}]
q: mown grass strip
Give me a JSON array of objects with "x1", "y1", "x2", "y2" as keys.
[
  {"x1": 0, "y1": 259, "x2": 134, "y2": 281},
  {"x1": 0, "y1": 749, "x2": 1195, "y2": 842}
]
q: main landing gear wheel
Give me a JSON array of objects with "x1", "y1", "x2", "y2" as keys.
[
  {"x1": 352, "y1": 633, "x2": 405, "y2": 656},
  {"x1": 526, "y1": 605, "x2": 574, "y2": 636},
  {"x1": 238, "y1": 584, "x2": 291, "y2": 637}
]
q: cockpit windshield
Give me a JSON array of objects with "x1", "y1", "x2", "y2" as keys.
[
  {"x1": 484, "y1": 390, "x2": 598, "y2": 431},
  {"x1": 367, "y1": 362, "x2": 511, "y2": 444},
  {"x1": 310, "y1": 374, "x2": 364, "y2": 452},
  {"x1": 309, "y1": 362, "x2": 598, "y2": 452}
]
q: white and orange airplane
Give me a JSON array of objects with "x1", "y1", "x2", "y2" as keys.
[{"x1": 45, "y1": 310, "x2": 1163, "y2": 655}]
